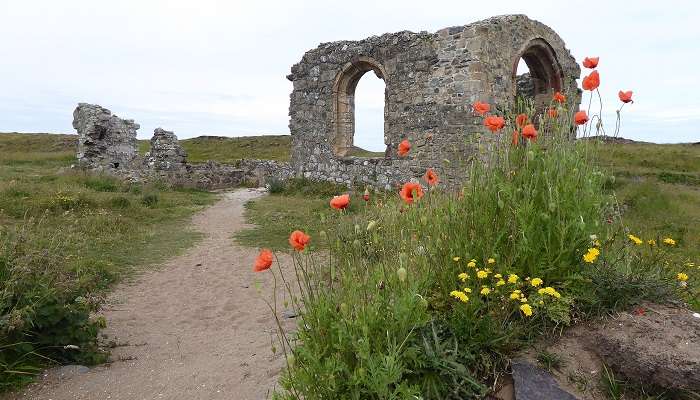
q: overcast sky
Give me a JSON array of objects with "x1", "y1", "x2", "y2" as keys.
[{"x1": 1, "y1": 0, "x2": 698, "y2": 147}]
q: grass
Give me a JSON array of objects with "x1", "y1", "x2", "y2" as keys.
[
  {"x1": 140, "y1": 134, "x2": 292, "y2": 163},
  {"x1": 0, "y1": 132, "x2": 216, "y2": 391}
]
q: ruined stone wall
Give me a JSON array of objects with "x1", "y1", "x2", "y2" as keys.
[
  {"x1": 73, "y1": 103, "x2": 139, "y2": 169},
  {"x1": 288, "y1": 14, "x2": 581, "y2": 188},
  {"x1": 72, "y1": 103, "x2": 292, "y2": 190},
  {"x1": 144, "y1": 128, "x2": 187, "y2": 171}
]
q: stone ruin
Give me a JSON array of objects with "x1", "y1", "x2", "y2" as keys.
[
  {"x1": 74, "y1": 14, "x2": 581, "y2": 190},
  {"x1": 73, "y1": 103, "x2": 139, "y2": 170},
  {"x1": 72, "y1": 104, "x2": 293, "y2": 189},
  {"x1": 144, "y1": 128, "x2": 187, "y2": 171},
  {"x1": 287, "y1": 14, "x2": 581, "y2": 188}
]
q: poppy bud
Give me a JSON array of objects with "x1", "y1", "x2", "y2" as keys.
[
  {"x1": 355, "y1": 224, "x2": 361, "y2": 235},
  {"x1": 363, "y1": 188, "x2": 370, "y2": 201},
  {"x1": 527, "y1": 150, "x2": 535, "y2": 161},
  {"x1": 353, "y1": 239, "x2": 361, "y2": 248},
  {"x1": 319, "y1": 230, "x2": 327, "y2": 240},
  {"x1": 366, "y1": 220, "x2": 377, "y2": 231},
  {"x1": 397, "y1": 267, "x2": 407, "y2": 282}
]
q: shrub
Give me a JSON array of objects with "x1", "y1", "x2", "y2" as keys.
[
  {"x1": 109, "y1": 196, "x2": 131, "y2": 209},
  {"x1": 267, "y1": 178, "x2": 286, "y2": 194},
  {"x1": 0, "y1": 222, "x2": 108, "y2": 391},
  {"x1": 141, "y1": 192, "x2": 160, "y2": 208}
]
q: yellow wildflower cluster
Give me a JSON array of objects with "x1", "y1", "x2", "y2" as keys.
[
  {"x1": 663, "y1": 237, "x2": 676, "y2": 246},
  {"x1": 450, "y1": 258, "x2": 563, "y2": 319},
  {"x1": 582, "y1": 247, "x2": 600, "y2": 263},
  {"x1": 677, "y1": 272, "x2": 689, "y2": 282}
]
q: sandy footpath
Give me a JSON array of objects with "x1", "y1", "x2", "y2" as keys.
[{"x1": 6, "y1": 189, "x2": 295, "y2": 400}]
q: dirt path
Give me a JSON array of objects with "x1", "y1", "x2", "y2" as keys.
[{"x1": 8, "y1": 189, "x2": 294, "y2": 400}]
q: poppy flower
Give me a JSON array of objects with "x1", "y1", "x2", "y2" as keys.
[
  {"x1": 547, "y1": 108, "x2": 557, "y2": 118},
  {"x1": 362, "y1": 188, "x2": 370, "y2": 202},
  {"x1": 582, "y1": 70, "x2": 600, "y2": 91},
  {"x1": 574, "y1": 110, "x2": 589, "y2": 125},
  {"x1": 522, "y1": 124, "x2": 537, "y2": 141},
  {"x1": 289, "y1": 230, "x2": 311, "y2": 251},
  {"x1": 398, "y1": 139, "x2": 411, "y2": 157},
  {"x1": 473, "y1": 101, "x2": 490, "y2": 116},
  {"x1": 515, "y1": 113, "x2": 528, "y2": 128},
  {"x1": 330, "y1": 194, "x2": 350, "y2": 210},
  {"x1": 618, "y1": 90, "x2": 633, "y2": 103},
  {"x1": 424, "y1": 168, "x2": 439, "y2": 186},
  {"x1": 582, "y1": 56, "x2": 599, "y2": 69},
  {"x1": 511, "y1": 130, "x2": 520, "y2": 145},
  {"x1": 253, "y1": 249, "x2": 273, "y2": 272},
  {"x1": 483, "y1": 115, "x2": 505, "y2": 133},
  {"x1": 399, "y1": 182, "x2": 424, "y2": 204},
  {"x1": 553, "y1": 92, "x2": 566, "y2": 103}
]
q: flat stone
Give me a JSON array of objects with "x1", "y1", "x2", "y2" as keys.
[{"x1": 511, "y1": 360, "x2": 579, "y2": 400}]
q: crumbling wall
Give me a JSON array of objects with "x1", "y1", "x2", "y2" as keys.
[
  {"x1": 72, "y1": 103, "x2": 292, "y2": 189},
  {"x1": 288, "y1": 14, "x2": 581, "y2": 188},
  {"x1": 73, "y1": 103, "x2": 139, "y2": 169},
  {"x1": 144, "y1": 128, "x2": 187, "y2": 171}
]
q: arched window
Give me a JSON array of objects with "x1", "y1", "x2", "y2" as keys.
[
  {"x1": 333, "y1": 57, "x2": 387, "y2": 158},
  {"x1": 513, "y1": 39, "x2": 563, "y2": 109}
]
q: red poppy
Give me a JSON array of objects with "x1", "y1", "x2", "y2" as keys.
[
  {"x1": 330, "y1": 194, "x2": 350, "y2": 210},
  {"x1": 253, "y1": 249, "x2": 273, "y2": 272},
  {"x1": 574, "y1": 110, "x2": 588, "y2": 125},
  {"x1": 582, "y1": 70, "x2": 600, "y2": 91},
  {"x1": 553, "y1": 92, "x2": 566, "y2": 103},
  {"x1": 424, "y1": 168, "x2": 439, "y2": 186},
  {"x1": 289, "y1": 230, "x2": 311, "y2": 251},
  {"x1": 511, "y1": 130, "x2": 520, "y2": 145},
  {"x1": 515, "y1": 113, "x2": 528, "y2": 128},
  {"x1": 547, "y1": 108, "x2": 558, "y2": 118},
  {"x1": 618, "y1": 90, "x2": 633, "y2": 103},
  {"x1": 399, "y1": 182, "x2": 424, "y2": 204},
  {"x1": 522, "y1": 124, "x2": 537, "y2": 141},
  {"x1": 362, "y1": 188, "x2": 370, "y2": 202},
  {"x1": 582, "y1": 56, "x2": 599, "y2": 69},
  {"x1": 398, "y1": 139, "x2": 411, "y2": 157},
  {"x1": 483, "y1": 115, "x2": 505, "y2": 133},
  {"x1": 473, "y1": 101, "x2": 490, "y2": 116}
]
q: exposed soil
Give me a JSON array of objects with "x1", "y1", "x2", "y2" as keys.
[{"x1": 5, "y1": 189, "x2": 295, "y2": 400}]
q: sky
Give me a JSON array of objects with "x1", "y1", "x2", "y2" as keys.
[{"x1": 1, "y1": 0, "x2": 699, "y2": 147}]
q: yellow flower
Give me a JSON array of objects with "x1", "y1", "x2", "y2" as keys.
[
  {"x1": 530, "y1": 278, "x2": 543, "y2": 287},
  {"x1": 663, "y1": 237, "x2": 676, "y2": 246},
  {"x1": 507, "y1": 274, "x2": 519, "y2": 284},
  {"x1": 647, "y1": 239, "x2": 656, "y2": 246},
  {"x1": 494, "y1": 273, "x2": 502, "y2": 279},
  {"x1": 496, "y1": 279, "x2": 506, "y2": 287},
  {"x1": 467, "y1": 260, "x2": 476, "y2": 268},
  {"x1": 509, "y1": 292, "x2": 520, "y2": 300},
  {"x1": 450, "y1": 290, "x2": 469, "y2": 303},
  {"x1": 520, "y1": 303, "x2": 533, "y2": 317},
  {"x1": 583, "y1": 247, "x2": 600, "y2": 263},
  {"x1": 476, "y1": 270, "x2": 489, "y2": 279},
  {"x1": 520, "y1": 297, "x2": 528, "y2": 303},
  {"x1": 458, "y1": 272, "x2": 469, "y2": 282},
  {"x1": 677, "y1": 272, "x2": 689, "y2": 282},
  {"x1": 541, "y1": 286, "x2": 561, "y2": 298},
  {"x1": 463, "y1": 288, "x2": 472, "y2": 294},
  {"x1": 487, "y1": 258, "x2": 496, "y2": 264},
  {"x1": 628, "y1": 234, "x2": 643, "y2": 245},
  {"x1": 480, "y1": 287, "x2": 491, "y2": 295},
  {"x1": 453, "y1": 257, "x2": 461, "y2": 262},
  {"x1": 537, "y1": 288, "x2": 546, "y2": 295}
]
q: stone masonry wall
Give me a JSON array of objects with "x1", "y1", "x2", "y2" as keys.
[
  {"x1": 73, "y1": 103, "x2": 139, "y2": 169},
  {"x1": 72, "y1": 103, "x2": 292, "y2": 190},
  {"x1": 288, "y1": 14, "x2": 581, "y2": 188}
]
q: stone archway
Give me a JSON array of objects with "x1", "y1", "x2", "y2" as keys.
[
  {"x1": 513, "y1": 38, "x2": 564, "y2": 107},
  {"x1": 332, "y1": 56, "x2": 387, "y2": 157}
]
